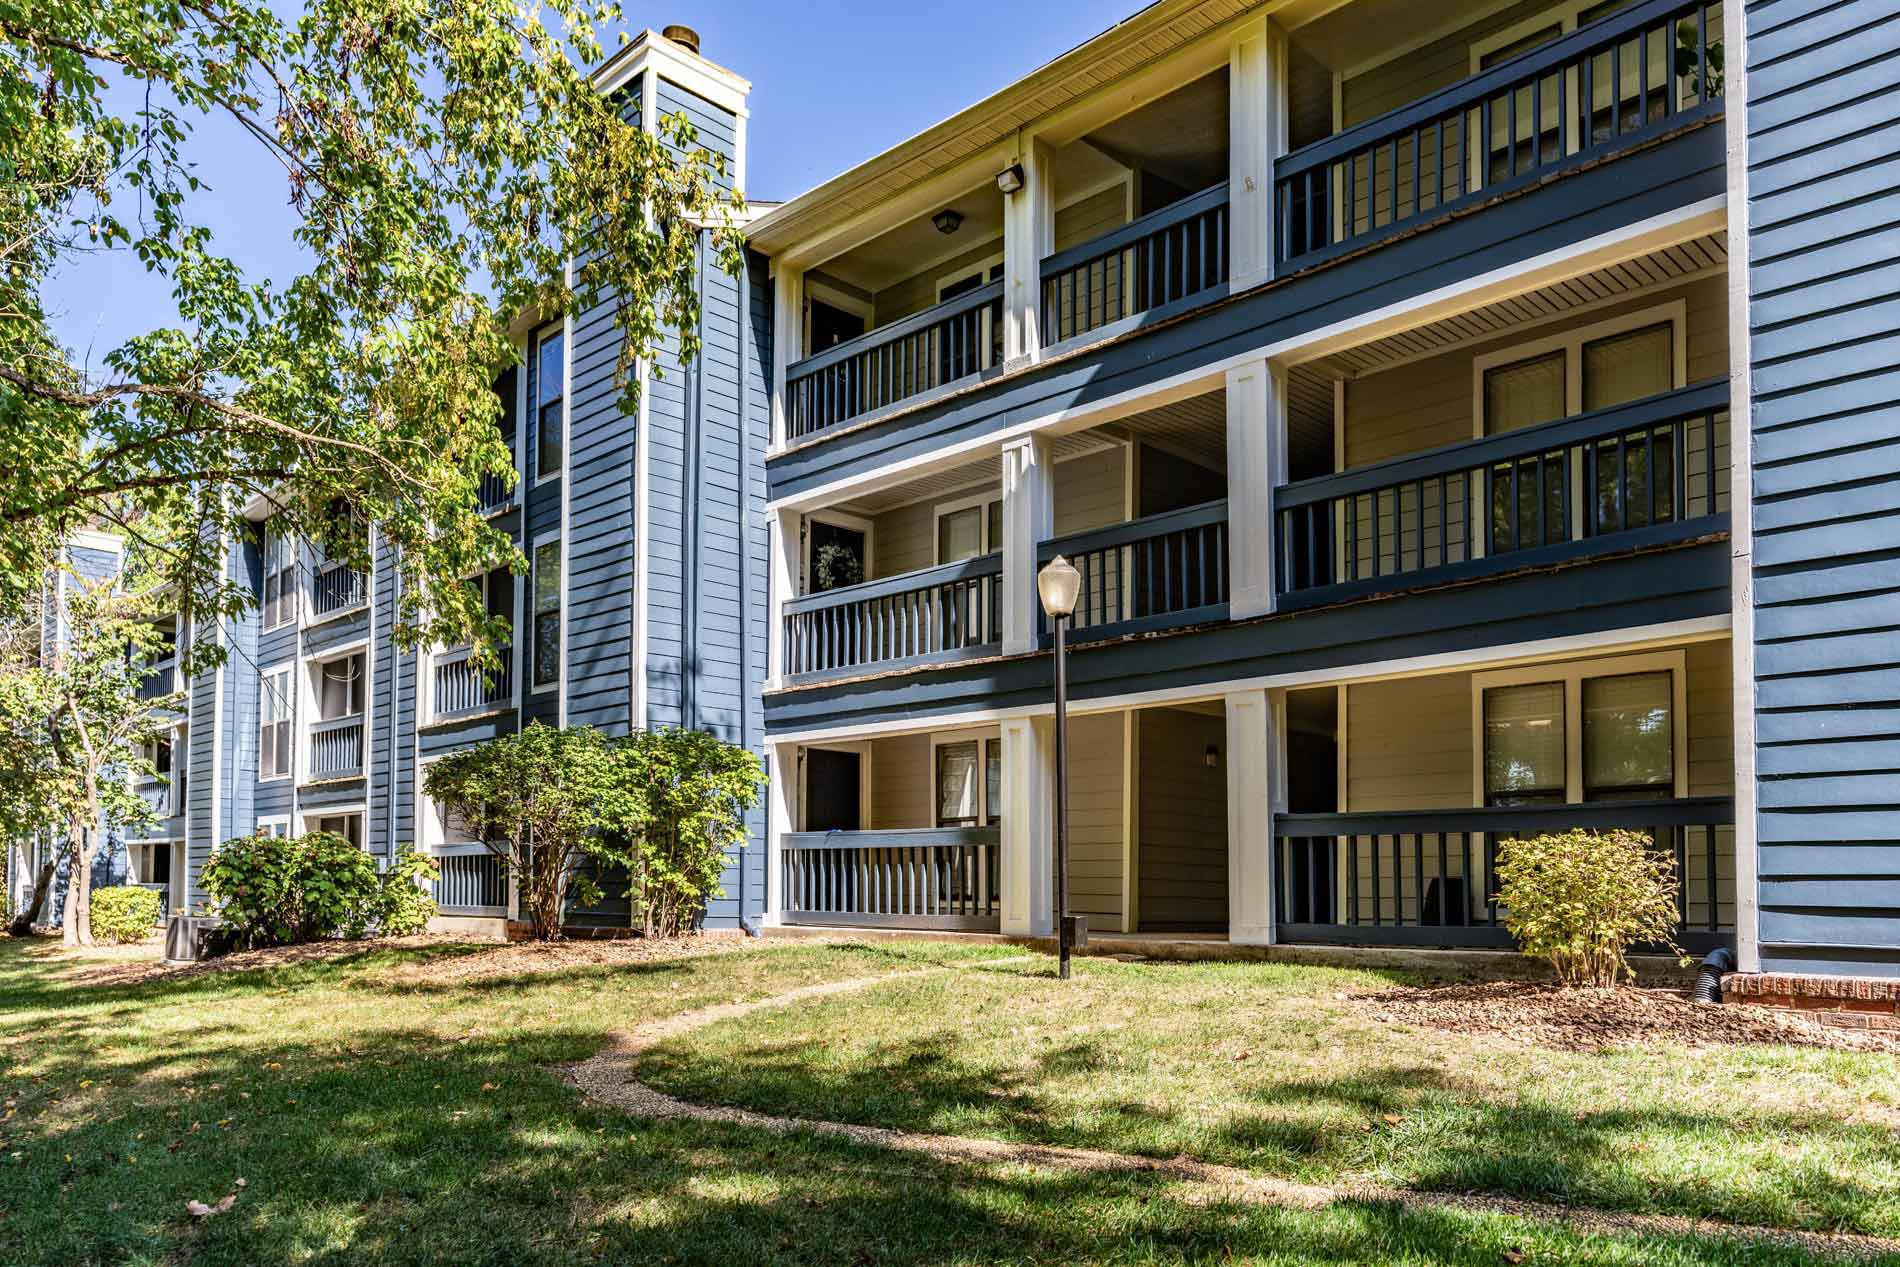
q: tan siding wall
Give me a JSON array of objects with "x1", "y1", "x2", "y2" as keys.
[
  {"x1": 1054, "y1": 184, "x2": 1128, "y2": 254},
  {"x1": 1344, "y1": 275, "x2": 1730, "y2": 468},
  {"x1": 1055, "y1": 446, "x2": 1129, "y2": 536},
  {"x1": 1069, "y1": 711, "x2": 1127, "y2": 932},
  {"x1": 1340, "y1": 0, "x2": 1557, "y2": 128},
  {"x1": 868, "y1": 733, "x2": 932, "y2": 829},
  {"x1": 1687, "y1": 639, "x2": 1734, "y2": 797},
  {"x1": 1346, "y1": 674, "x2": 1474, "y2": 811},
  {"x1": 1137, "y1": 707, "x2": 1228, "y2": 930},
  {"x1": 872, "y1": 239, "x2": 1003, "y2": 327}
]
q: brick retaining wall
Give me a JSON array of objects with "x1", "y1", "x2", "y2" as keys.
[{"x1": 1723, "y1": 973, "x2": 1900, "y2": 1031}]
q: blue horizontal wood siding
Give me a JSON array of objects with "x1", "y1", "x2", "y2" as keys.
[{"x1": 1746, "y1": 0, "x2": 1900, "y2": 977}]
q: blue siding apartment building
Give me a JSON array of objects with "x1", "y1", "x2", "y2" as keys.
[{"x1": 13, "y1": 6, "x2": 1900, "y2": 1007}]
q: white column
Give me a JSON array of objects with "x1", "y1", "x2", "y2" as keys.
[
  {"x1": 1226, "y1": 687, "x2": 1276, "y2": 945},
  {"x1": 766, "y1": 507, "x2": 800, "y2": 687},
  {"x1": 764, "y1": 740, "x2": 797, "y2": 927},
  {"x1": 1229, "y1": 16, "x2": 1287, "y2": 290},
  {"x1": 1226, "y1": 357, "x2": 1285, "y2": 619},
  {"x1": 1001, "y1": 435, "x2": 1055, "y2": 655},
  {"x1": 1000, "y1": 715, "x2": 1055, "y2": 937},
  {"x1": 1003, "y1": 136, "x2": 1056, "y2": 368},
  {"x1": 769, "y1": 265, "x2": 804, "y2": 447}
]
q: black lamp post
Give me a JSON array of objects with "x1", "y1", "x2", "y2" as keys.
[{"x1": 1037, "y1": 554, "x2": 1083, "y2": 979}]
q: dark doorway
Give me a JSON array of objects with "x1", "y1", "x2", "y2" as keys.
[
  {"x1": 1283, "y1": 688, "x2": 1338, "y2": 925},
  {"x1": 807, "y1": 519, "x2": 867, "y2": 593},
  {"x1": 804, "y1": 747, "x2": 862, "y2": 832},
  {"x1": 809, "y1": 299, "x2": 865, "y2": 352}
]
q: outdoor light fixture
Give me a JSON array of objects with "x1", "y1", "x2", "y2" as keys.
[
  {"x1": 1205, "y1": 744, "x2": 1221, "y2": 769},
  {"x1": 932, "y1": 208, "x2": 964, "y2": 235},
  {"x1": 995, "y1": 163, "x2": 1025, "y2": 195},
  {"x1": 1038, "y1": 555, "x2": 1086, "y2": 979}
]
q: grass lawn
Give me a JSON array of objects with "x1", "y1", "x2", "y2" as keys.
[{"x1": 0, "y1": 933, "x2": 1891, "y2": 1266}]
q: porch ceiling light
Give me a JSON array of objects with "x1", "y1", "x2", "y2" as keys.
[
  {"x1": 995, "y1": 163, "x2": 1025, "y2": 195},
  {"x1": 1037, "y1": 555, "x2": 1081, "y2": 620},
  {"x1": 932, "y1": 208, "x2": 964, "y2": 235}
]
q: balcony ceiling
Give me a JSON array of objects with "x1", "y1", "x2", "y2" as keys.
[
  {"x1": 818, "y1": 184, "x2": 1005, "y2": 295},
  {"x1": 1080, "y1": 67, "x2": 1229, "y2": 196},
  {"x1": 1301, "y1": 232, "x2": 1729, "y2": 381},
  {"x1": 1288, "y1": 0, "x2": 1481, "y2": 73},
  {"x1": 831, "y1": 430, "x2": 1122, "y2": 517}
]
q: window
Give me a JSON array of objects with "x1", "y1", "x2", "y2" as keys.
[
  {"x1": 1583, "y1": 671, "x2": 1673, "y2": 800},
  {"x1": 317, "y1": 654, "x2": 366, "y2": 721},
  {"x1": 1473, "y1": 652, "x2": 1684, "y2": 806},
  {"x1": 935, "y1": 497, "x2": 1003, "y2": 563},
  {"x1": 934, "y1": 734, "x2": 1002, "y2": 828},
  {"x1": 1482, "y1": 351, "x2": 1566, "y2": 436},
  {"x1": 534, "y1": 326, "x2": 565, "y2": 480},
  {"x1": 262, "y1": 524, "x2": 296, "y2": 629},
  {"x1": 532, "y1": 540, "x2": 560, "y2": 689},
  {"x1": 311, "y1": 811, "x2": 365, "y2": 849},
  {"x1": 260, "y1": 666, "x2": 292, "y2": 780},
  {"x1": 151, "y1": 736, "x2": 172, "y2": 777},
  {"x1": 257, "y1": 816, "x2": 289, "y2": 838}
]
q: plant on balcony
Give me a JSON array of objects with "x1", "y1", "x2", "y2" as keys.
[
  {"x1": 422, "y1": 723, "x2": 644, "y2": 941},
  {"x1": 1494, "y1": 827, "x2": 1688, "y2": 988},
  {"x1": 617, "y1": 728, "x2": 767, "y2": 938},
  {"x1": 89, "y1": 885, "x2": 162, "y2": 944}
]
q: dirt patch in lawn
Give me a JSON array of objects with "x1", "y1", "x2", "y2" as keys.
[
  {"x1": 1353, "y1": 981, "x2": 1900, "y2": 1053},
  {"x1": 373, "y1": 934, "x2": 753, "y2": 984}
]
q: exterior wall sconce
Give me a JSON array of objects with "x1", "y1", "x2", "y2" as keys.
[
  {"x1": 995, "y1": 163, "x2": 1025, "y2": 195},
  {"x1": 932, "y1": 209, "x2": 964, "y2": 235},
  {"x1": 1205, "y1": 744, "x2": 1221, "y2": 769}
]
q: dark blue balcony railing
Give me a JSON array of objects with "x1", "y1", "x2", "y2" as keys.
[
  {"x1": 1038, "y1": 500, "x2": 1229, "y2": 642},
  {"x1": 1274, "y1": 796, "x2": 1735, "y2": 953},
  {"x1": 1275, "y1": 379, "x2": 1729, "y2": 607},
  {"x1": 1040, "y1": 182, "x2": 1229, "y2": 346},
  {"x1": 782, "y1": 827, "x2": 1001, "y2": 931},
  {"x1": 1275, "y1": 0, "x2": 1724, "y2": 271},
  {"x1": 782, "y1": 551, "x2": 1002, "y2": 680},
  {"x1": 786, "y1": 280, "x2": 1004, "y2": 440}
]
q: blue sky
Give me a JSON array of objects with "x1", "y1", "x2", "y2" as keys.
[{"x1": 45, "y1": 1, "x2": 1137, "y2": 363}]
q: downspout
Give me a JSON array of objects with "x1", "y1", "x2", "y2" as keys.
[
  {"x1": 681, "y1": 229, "x2": 708, "y2": 732},
  {"x1": 736, "y1": 251, "x2": 756, "y2": 935},
  {"x1": 384, "y1": 539, "x2": 401, "y2": 860}
]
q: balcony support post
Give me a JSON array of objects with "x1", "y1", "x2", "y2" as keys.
[
  {"x1": 769, "y1": 264, "x2": 804, "y2": 447},
  {"x1": 1226, "y1": 687, "x2": 1278, "y2": 946},
  {"x1": 766, "y1": 507, "x2": 800, "y2": 688},
  {"x1": 1000, "y1": 715, "x2": 1055, "y2": 937},
  {"x1": 764, "y1": 740, "x2": 797, "y2": 928},
  {"x1": 1001, "y1": 435, "x2": 1055, "y2": 655},
  {"x1": 1229, "y1": 15, "x2": 1286, "y2": 290},
  {"x1": 1002, "y1": 136, "x2": 1055, "y2": 368},
  {"x1": 1227, "y1": 357, "x2": 1284, "y2": 619}
]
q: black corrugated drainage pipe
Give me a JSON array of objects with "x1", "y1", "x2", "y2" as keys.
[{"x1": 1694, "y1": 947, "x2": 1736, "y2": 1003}]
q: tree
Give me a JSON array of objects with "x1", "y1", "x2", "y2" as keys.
[
  {"x1": 0, "y1": 566, "x2": 172, "y2": 942},
  {"x1": 421, "y1": 722, "x2": 641, "y2": 940},
  {"x1": 1, "y1": 2, "x2": 744, "y2": 661},
  {"x1": 619, "y1": 727, "x2": 765, "y2": 937}
]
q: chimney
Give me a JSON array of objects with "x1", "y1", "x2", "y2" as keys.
[{"x1": 661, "y1": 24, "x2": 701, "y2": 56}]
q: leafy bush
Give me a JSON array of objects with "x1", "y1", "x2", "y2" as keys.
[
  {"x1": 374, "y1": 847, "x2": 440, "y2": 936},
  {"x1": 200, "y1": 830, "x2": 384, "y2": 948},
  {"x1": 1494, "y1": 828, "x2": 1687, "y2": 987},
  {"x1": 89, "y1": 885, "x2": 162, "y2": 943},
  {"x1": 620, "y1": 727, "x2": 766, "y2": 937}
]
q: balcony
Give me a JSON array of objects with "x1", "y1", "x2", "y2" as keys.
[
  {"x1": 1274, "y1": 796, "x2": 1735, "y2": 954},
  {"x1": 1276, "y1": 0, "x2": 1724, "y2": 273},
  {"x1": 782, "y1": 553, "x2": 1001, "y2": 681},
  {"x1": 1275, "y1": 380, "x2": 1730, "y2": 607},
  {"x1": 432, "y1": 648, "x2": 512, "y2": 721},
  {"x1": 1038, "y1": 500, "x2": 1230, "y2": 642},
  {"x1": 782, "y1": 827, "x2": 1001, "y2": 931},
  {"x1": 308, "y1": 715, "x2": 365, "y2": 780},
  {"x1": 1039, "y1": 182, "x2": 1229, "y2": 348},
  {"x1": 312, "y1": 561, "x2": 368, "y2": 617},
  {"x1": 431, "y1": 845, "x2": 507, "y2": 916}
]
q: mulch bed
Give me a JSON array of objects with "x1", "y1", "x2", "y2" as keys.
[{"x1": 1352, "y1": 980, "x2": 1900, "y2": 1053}]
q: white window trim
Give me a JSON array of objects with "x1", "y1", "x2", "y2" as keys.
[
  {"x1": 1470, "y1": 298, "x2": 1688, "y2": 438},
  {"x1": 261, "y1": 524, "x2": 298, "y2": 632},
  {"x1": 530, "y1": 321, "x2": 566, "y2": 488},
  {"x1": 258, "y1": 661, "x2": 295, "y2": 785},
  {"x1": 932, "y1": 492, "x2": 1003, "y2": 566},
  {"x1": 1470, "y1": 648, "x2": 1689, "y2": 808},
  {"x1": 302, "y1": 639, "x2": 372, "y2": 784},
  {"x1": 930, "y1": 726, "x2": 1004, "y2": 828},
  {"x1": 796, "y1": 741, "x2": 873, "y2": 832},
  {"x1": 256, "y1": 814, "x2": 291, "y2": 838},
  {"x1": 297, "y1": 803, "x2": 369, "y2": 850},
  {"x1": 802, "y1": 509, "x2": 875, "y2": 593},
  {"x1": 803, "y1": 279, "x2": 875, "y2": 352},
  {"x1": 530, "y1": 536, "x2": 563, "y2": 695}
]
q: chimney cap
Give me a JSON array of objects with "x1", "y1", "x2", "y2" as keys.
[{"x1": 661, "y1": 24, "x2": 700, "y2": 55}]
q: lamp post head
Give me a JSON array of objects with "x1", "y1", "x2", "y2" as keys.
[{"x1": 1037, "y1": 554, "x2": 1081, "y2": 620}]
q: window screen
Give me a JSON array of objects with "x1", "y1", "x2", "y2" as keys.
[
  {"x1": 984, "y1": 738, "x2": 1002, "y2": 828},
  {"x1": 938, "y1": 506, "x2": 985, "y2": 562},
  {"x1": 535, "y1": 328, "x2": 565, "y2": 479},
  {"x1": 260, "y1": 668, "x2": 292, "y2": 779},
  {"x1": 1583, "y1": 322, "x2": 1672, "y2": 411},
  {"x1": 1484, "y1": 682, "x2": 1566, "y2": 805},
  {"x1": 533, "y1": 542, "x2": 561, "y2": 688},
  {"x1": 936, "y1": 741, "x2": 981, "y2": 827},
  {"x1": 1483, "y1": 350, "x2": 1566, "y2": 435},
  {"x1": 1583, "y1": 671, "x2": 1673, "y2": 799}
]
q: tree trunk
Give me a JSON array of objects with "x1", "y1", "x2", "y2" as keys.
[
  {"x1": 62, "y1": 820, "x2": 91, "y2": 947},
  {"x1": 6, "y1": 856, "x2": 56, "y2": 935}
]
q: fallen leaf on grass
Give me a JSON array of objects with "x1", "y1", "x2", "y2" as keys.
[
  {"x1": 1382, "y1": 1114, "x2": 1403, "y2": 1126},
  {"x1": 185, "y1": 1194, "x2": 236, "y2": 1219},
  {"x1": 1502, "y1": 1249, "x2": 1528, "y2": 1264}
]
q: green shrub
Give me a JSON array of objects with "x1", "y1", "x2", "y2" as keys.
[
  {"x1": 90, "y1": 885, "x2": 162, "y2": 943},
  {"x1": 1494, "y1": 827, "x2": 1687, "y2": 987},
  {"x1": 200, "y1": 830, "x2": 382, "y2": 948},
  {"x1": 374, "y1": 847, "x2": 440, "y2": 936},
  {"x1": 619, "y1": 727, "x2": 766, "y2": 938}
]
